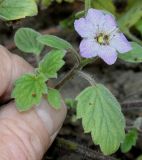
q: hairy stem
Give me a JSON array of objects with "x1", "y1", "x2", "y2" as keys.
[
  {"x1": 55, "y1": 56, "x2": 96, "y2": 89},
  {"x1": 85, "y1": 0, "x2": 91, "y2": 15},
  {"x1": 78, "y1": 71, "x2": 96, "y2": 85}
]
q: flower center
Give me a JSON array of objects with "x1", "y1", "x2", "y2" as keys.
[{"x1": 96, "y1": 33, "x2": 109, "y2": 45}]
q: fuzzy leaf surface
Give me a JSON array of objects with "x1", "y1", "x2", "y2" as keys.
[
  {"x1": 0, "y1": 0, "x2": 37, "y2": 21},
  {"x1": 76, "y1": 84, "x2": 125, "y2": 155},
  {"x1": 37, "y1": 35, "x2": 72, "y2": 50},
  {"x1": 12, "y1": 73, "x2": 47, "y2": 111},
  {"x1": 121, "y1": 129, "x2": 138, "y2": 153},
  {"x1": 39, "y1": 49, "x2": 66, "y2": 79},
  {"x1": 15, "y1": 28, "x2": 44, "y2": 55}
]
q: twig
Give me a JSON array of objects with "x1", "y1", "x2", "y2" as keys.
[
  {"x1": 121, "y1": 100, "x2": 142, "y2": 111},
  {"x1": 56, "y1": 137, "x2": 117, "y2": 160}
]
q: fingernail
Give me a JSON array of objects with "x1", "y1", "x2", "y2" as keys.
[{"x1": 35, "y1": 99, "x2": 67, "y2": 136}]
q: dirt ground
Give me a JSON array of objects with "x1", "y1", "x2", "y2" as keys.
[{"x1": 0, "y1": 1, "x2": 142, "y2": 160}]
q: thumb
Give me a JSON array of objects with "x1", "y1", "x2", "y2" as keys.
[{"x1": 0, "y1": 100, "x2": 67, "y2": 160}]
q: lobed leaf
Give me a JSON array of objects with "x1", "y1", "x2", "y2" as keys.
[
  {"x1": 119, "y1": 42, "x2": 142, "y2": 63},
  {"x1": 12, "y1": 73, "x2": 47, "y2": 111},
  {"x1": 76, "y1": 84, "x2": 125, "y2": 155},
  {"x1": 37, "y1": 35, "x2": 73, "y2": 50},
  {"x1": 120, "y1": 129, "x2": 138, "y2": 153},
  {"x1": 15, "y1": 28, "x2": 44, "y2": 55},
  {"x1": 38, "y1": 49, "x2": 66, "y2": 79},
  {"x1": 48, "y1": 88, "x2": 61, "y2": 109},
  {"x1": 0, "y1": 0, "x2": 38, "y2": 21}
]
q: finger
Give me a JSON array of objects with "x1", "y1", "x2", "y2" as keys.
[
  {"x1": 0, "y1": 98, "x2": 67, "y2": 160},
  {"x1": 0, "y1": 45, "x2": 33, "y2": 101}
]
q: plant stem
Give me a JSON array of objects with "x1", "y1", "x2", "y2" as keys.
[
  {"x1": 55, "y1": 58, "x2": 96, "y2": 89},
  {"x1": 55, "y1": 64, "x2": 78, "y2": 89},
  {"x1": 56, "y1": 137, "x2": 117, "y2": 160},
  {"x1": 78, "y1": 71, "x2": 96, "y2": 86},
  {"x1": 85, "y1": 0, "x2": 91, "y2": 15}
]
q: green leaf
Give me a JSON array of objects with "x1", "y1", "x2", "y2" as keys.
[
  {"x1": 39, "y1": 49, "x2": 66, "y2": 79},
  {"x1": 119, "y1": 42, "x2": 142, "y2": 63},
  {"x1": 12, "y1": 73, "x2": 47, "y2": 111},
  {"x1": 15, "y1": 28, "x2": 44, "y2": 55},
  {"x1": 76, "y1": 84, "x2": 125, "y2": 155},
  {"x1": 37, "y1": 35, "x2": 73, "y2": 50},
  {"x1": 121, "y1": 129, "x2": 138, "y2": 153},
  {"x1": 136, "y1": 20, "x2": 142, "y2": 34},
  {"x1": 0, "y1": 0, "x2": 38, "y2": 21},
  {"x1": 48, "y1": 88, "x2": 61, "y2": 109}
]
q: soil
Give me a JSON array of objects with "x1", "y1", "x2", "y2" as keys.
[{"x1": 0, "y1": 1, "x2": 142, "y2": 160}]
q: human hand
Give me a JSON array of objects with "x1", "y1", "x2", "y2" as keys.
[{"x1": 0, "y1": 45, "x2": 67, "y2": 160}]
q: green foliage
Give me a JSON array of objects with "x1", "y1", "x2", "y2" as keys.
[
  {"x1": 118, "y1": 1, "x2": 142, "y2": 30},
  {"x1": 134, "y1": 117, "x2": 142, "y2": 131},
  {"x1": 0, "y1": 0, "x2": 38, "y2": 21},
  {"x1": 136, "y1": 155, "x2": 142, "y2": 160},
  {"x1": 38, "y1": 49, "x2": 66, "y2": 79},
  {"x1": 119, "y1": 42, "x2": 142, "y2": 63},
  {"x1": 48, "y1": 88, "x2": 61, "y2": 109},
  {"x1": 120, "y1": 129, "x2": 138, "y2": 153},
  {"x1": 91, "y1": 0, "x2": 116, "y2": 15},
  {"x1": 76, "y1": 84, "x2": 125, "y2": 155},
  {"x1": 15, "y1": 28, "x2": 44, "y2": 55},
  {"x1": 37, "y1": 35, "x2": 73, "y2": 50},
  {"x1": 12, "y1": 73, "x2": 47, "y2": 111},
  {"x1": 65, "y1": 98, "x2": 77, "y2": 109},
  {"x1": 136, "y1": 20, "x2": 142, "y2": 35}
]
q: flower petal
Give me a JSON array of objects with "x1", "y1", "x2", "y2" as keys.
[
  {"x1": 74, "y1": 18, "x2": 96, "y2": 38},
  {"x1": 86, "y1": 9, "x2": 104, "y2": 27},
  {"x1": 110, "y1": 33, "x2": 132, "y2": 53},
  {"x1": 97, "y1": 45, "x2": 117, "y2": 65},
  {"x1": 101, "y1": 14, "x2": 117, "y2": 34},
  {"x1": 79, "y1": 39, "x2": 99, "y2": 58}
]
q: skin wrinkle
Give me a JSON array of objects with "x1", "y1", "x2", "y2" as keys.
[
  {"x1": 0, "y1": 103, "x2": 51, "y2": 160},
  {"x1": 0, "y1": 120, "x2": 28, "y2": 160},
  {"x1": 1, "y1": 118, "x2": 40, "y2": 160}
]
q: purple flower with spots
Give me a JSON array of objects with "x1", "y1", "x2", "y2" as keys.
[{"x1": 74, "y1": 9, "x2": 132, "y2": 65}]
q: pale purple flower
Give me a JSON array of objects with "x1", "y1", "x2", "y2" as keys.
[{"x1": 74, "y1": 9, "x2": 132, "y2": 65}]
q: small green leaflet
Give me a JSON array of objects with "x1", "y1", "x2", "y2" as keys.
[
  {"x1": 121, "y1": 129, "x2": 138, "y2": 153},
  {"x1": 12, "y1": 73, "x2": 47, "y2": 112},
  {"x1": 48, "y1": 88, "x2": 61, "y2": 109},
  {"x1": 15, "y1": 28, "x2": 44, "y2": 55},
  {"x1": 76, "y1": 84, "x2": 125, "y2": 155},
  {"x1": 38, "y1": 49, "x2": 66, "y2": 79},
  {"x1": 0, "y1": 0, "x2": 38, "y2": 21},
  {"x1": 119, "y1": 42, "x2": 142, "y2": 63},
  {"x1": 37, "y1": 35, "x2": 73, "y2": 50}
]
